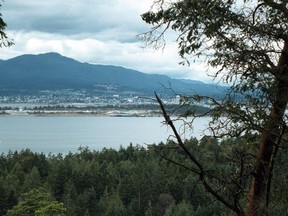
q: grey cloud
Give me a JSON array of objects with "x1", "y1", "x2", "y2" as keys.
[
  {"x1": 2, "y1": 1, "x2": 147, "y2": 43},
  {"x1": 0, "y1": 1, "x2": 211, "y2": 82}
]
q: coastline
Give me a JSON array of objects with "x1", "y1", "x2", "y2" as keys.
[
  {"x1": 1, "y1": 109, "x2": 162, "y2": 117},
  {"x1": 0, "y1": 103, "x2": 210, "y2": 117}
]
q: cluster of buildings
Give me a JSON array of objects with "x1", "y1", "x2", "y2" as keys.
[{"x1": 0, "y1": 90, "x2": 182, "y2": 115}]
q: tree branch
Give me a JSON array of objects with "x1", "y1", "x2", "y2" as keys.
[{"x1": 155, "y1": 92, "x2": 245, "y2": 215}]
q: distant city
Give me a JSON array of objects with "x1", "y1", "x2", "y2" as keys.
[
  {"x1": 0, "y1": 89, "x2": 190, "y2": 117},
  {"x1": 0, "y1": 89, "x2": 180, "y2": 106},
  {"x1": 0, "y1": 53, "x2": 216, "y2": 116}
]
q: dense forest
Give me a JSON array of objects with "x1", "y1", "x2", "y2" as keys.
[{"x1": 1, "y1": 136, "x2": 287, "y2": 215}]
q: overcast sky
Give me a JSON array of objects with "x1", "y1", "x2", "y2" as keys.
[{"x1": 0, "y1": 0, "x2": 211, "y2": 82}]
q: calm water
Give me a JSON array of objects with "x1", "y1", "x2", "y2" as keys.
[{"x1": 0, "y1": 116, "x2": 210, "y2": 154}]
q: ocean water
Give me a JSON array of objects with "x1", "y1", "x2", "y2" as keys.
[{"x1": 0, "y1": 116, "x2": 210, "y2": 154}]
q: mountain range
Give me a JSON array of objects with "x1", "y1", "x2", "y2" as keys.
[{"x1": 0, "y1": 52, "x2": 227, "y2": 97}]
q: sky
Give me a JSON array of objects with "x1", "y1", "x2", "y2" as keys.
[{"x1": 0, "y1": 0, "x2": 211, "y2": 82}]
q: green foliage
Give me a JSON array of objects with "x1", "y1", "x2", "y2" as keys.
[
  {"x1": 0, "y1": 138, "x2": 286, "y2": 215},
  {"x1": 35, "y1": 202, "x2": 66, "y2": 216},
  {"x1": 98, "y1": 188, "x2": 127, "y2": 216},
  {"x1": 23, "y1": 166, "x2": 42, "y2": 192},
  {"x1": 140, "y1": 10, "x2": 288, "y2": 215},
  {"x1": 166, "y1": 200, "x2": 194, "y2": 216},
  {"x1": 6, "y1": 188, "x2": 66, "y2": 216}
]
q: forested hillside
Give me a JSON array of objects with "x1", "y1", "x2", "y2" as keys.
[
  {"x1": 1, "y1": 137, "x2": 287, "y2": 215},
  {"x1": 0, "y1": 52, "x2": 227, "y2": 97}
]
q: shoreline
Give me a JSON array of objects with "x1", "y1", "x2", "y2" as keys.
[
  {"x1": 1, "y1": 109, "x2": 162, "y2": 117},
  {"x1": 0, "y1": 103, "x2": 211, "y2": 117}
]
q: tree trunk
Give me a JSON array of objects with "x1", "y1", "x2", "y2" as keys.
[{"x1": 247, "y1": 42, "x2": 288, "y2": 215}]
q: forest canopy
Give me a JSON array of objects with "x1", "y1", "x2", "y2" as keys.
[{"x1": 1, "y1": 138, "x2": 287, "y2": 216}]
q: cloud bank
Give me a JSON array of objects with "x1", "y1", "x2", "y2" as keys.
[{"x1": 0, "y1": 0, "x2": 211, "y2": 82}]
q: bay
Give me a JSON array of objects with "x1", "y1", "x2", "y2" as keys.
[{"x1": 0, "y1": 116, "x2": 210, "y2": 154}]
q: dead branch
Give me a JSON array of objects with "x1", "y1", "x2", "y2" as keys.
[{"x1": 154, "y1": 92, "x2": 245, "y2": 215}]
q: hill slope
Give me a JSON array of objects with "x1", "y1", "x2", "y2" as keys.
[{"x1": 0, "y1": 52, "x2": 227, "y2": 97}]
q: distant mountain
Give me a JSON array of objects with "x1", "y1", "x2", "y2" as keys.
[{"x1": 0, "y1": 52, "x2": 227, "y2": 97}]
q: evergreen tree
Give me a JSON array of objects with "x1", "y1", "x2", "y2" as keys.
[
  {"x1": 6, "y1": 188, "x2": 66, "y2": 216},
  {"x1": 98, "y1": 188, "x2": 127, "y2": 216},
  {"x1": 23, "y1": 166, "x2": 42, "y2": 192}
]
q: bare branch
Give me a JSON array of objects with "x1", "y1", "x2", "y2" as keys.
[{"x1": 155, "y1": 92, "x2": 245, "y2": 215}]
